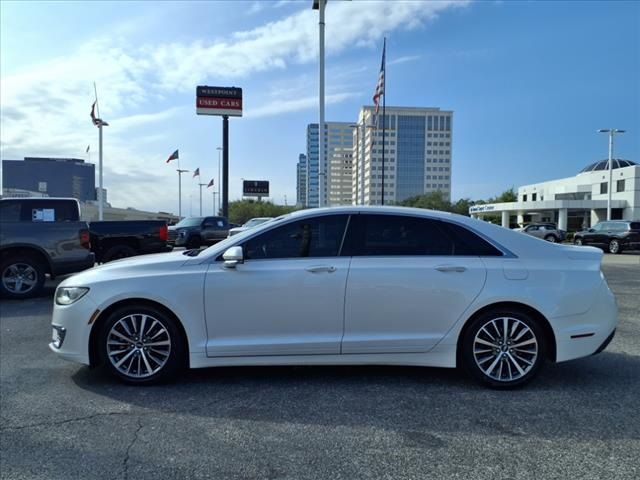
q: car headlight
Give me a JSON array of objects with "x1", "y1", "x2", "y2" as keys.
[{"x1": 55, "y1": 287, "x2": 89, "y2": 305}]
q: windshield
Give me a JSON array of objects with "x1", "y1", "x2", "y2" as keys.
[
  {"x1": 243, "y1": 218, "x2": 272, "y2": 228},
  {"x1": 174, "y1": 217, "x2": 204, "y2": 228}
]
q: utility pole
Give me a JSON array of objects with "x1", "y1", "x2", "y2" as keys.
[
  {"x1": 598, "y1": 128, "x2": 626, "y2": 220},
  {"x1": 313, "y1": 0, "x2": 327, "y2": 208}
]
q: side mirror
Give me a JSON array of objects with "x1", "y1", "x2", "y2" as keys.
[{"x1": 222, "y1": 246, "x2": 244, "y2": 268}]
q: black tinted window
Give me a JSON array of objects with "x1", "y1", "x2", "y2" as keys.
[
  {"x1": 438, "y1": 221, "x2": 503, "y2": 256},
  {"x1": 0, "y1": 199, "x2": 78, "y2": 222},
  {"x1": 630, "y1": 222, "x2": 640, "y2": 231},
  {"x1": 345, "y1": 215, "x2": 503, "y2": 257},
  {"x1": 352, "y1": 215, "x2": 452, "y2": 256},
  {"x1": 243, "y1": 215, "x2": 348, "y2": 260}
]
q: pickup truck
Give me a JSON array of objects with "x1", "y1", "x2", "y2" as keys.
[
  {"x1": 90, "y1": 220, "x2": 171, "y2": 263},
  {"x1": 0, "y1": 198, "x2": 95, "y2": 299},
  {"x1": 168, "y1": 216, "x2": 230, "y2": 248}
]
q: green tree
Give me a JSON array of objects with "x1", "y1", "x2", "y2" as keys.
[
  {"x1": 227, "y1": 199, "x2": 297, "y2": 225},
  {"x1": 398, "y1": 191, "x2": 452, "y2": 212}
]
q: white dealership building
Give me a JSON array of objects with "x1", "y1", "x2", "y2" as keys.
[{"x1": 470, "y1": 159, "x2": 639, "y2": 231}]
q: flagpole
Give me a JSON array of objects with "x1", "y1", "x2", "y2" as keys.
[
  {"x1": 176, "y1": 169, "x2": 188, "y2": 219},
  {"x1": 381, "y1": 37, "x2": 386, "y2": 206},
  {"x1": 198, "y1": 183, "x2": 207, "y2": 216},
  {"x1": 98, "y1": 123, "x2": 104, "y2": 220}
]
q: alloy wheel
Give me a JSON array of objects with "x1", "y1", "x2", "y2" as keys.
[
  {"x1": 106, "y1": 314, "x2": 172, "y2": 379},
  {"x1": 2, "y1": 263, "x2": 37, "y2": 294},
  {"x1": 472, "y1": 317, "x2": 538, "y2": 382},
  {"x1": 609, "y1": 240, "x2": 620, "y2": 254}
]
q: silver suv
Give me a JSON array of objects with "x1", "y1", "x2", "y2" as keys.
[{"x1": 516, "y1": 223, "x2": 566, "y2": 243}]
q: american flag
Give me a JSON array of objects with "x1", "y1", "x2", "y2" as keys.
[
  {"x1": 207, "y1": 178, "x2": 214, "y2": 188},
  {"x1": 90, "y1": 101, "x2": 102, "y2": 126},
  {"x1": 193, "y1": 168, "x2": 200, "y2": 178},
  {"x1": 372, "y1": 38, "x2": 386, "y2": 115}
]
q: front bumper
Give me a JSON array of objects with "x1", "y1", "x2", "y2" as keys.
[{"x1": 49, "y1": 293, "x2": 98, "y2": 366}]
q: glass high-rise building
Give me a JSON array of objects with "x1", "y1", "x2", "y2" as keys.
[
  {"x1": 296, "y1": 154, "x2": 308, "y2": 207},
  {"x1": 306, "y1": 122, "x2": 354, "y2": 207},
  {"x1": 352, "y1": 106, "x2": 453, "y2": 205}
]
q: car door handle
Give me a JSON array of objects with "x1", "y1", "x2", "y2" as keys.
[
  {"x1": 435, "y1": 265, "x2": 467, "y2": 273},
  {"x1": 305, "y1": 265, "x2": 337, "y2": 274}
]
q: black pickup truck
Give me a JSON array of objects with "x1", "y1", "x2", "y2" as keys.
[
  {"x1": 168, "y1": 216, "x2": 230, "y2": 248},
  {"x1": 0, "y1": 198, "x2": 95, "y2": 299},
  {"x1": 90, "y1": 220, "x2": 171, "y2": 263}
]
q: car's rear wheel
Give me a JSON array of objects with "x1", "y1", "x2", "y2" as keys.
[
  {"x1": 99, "y1": 305, "x2": 186, "y2": 385},
  {"x1": 462, "y1": 309, "x2": 545, "y2": 388},
  {"x1": 0, "y1": 255, "x2": 46, "y2": 299},
  {"x1": 608, "y1": 239, "x2": 621, "y2": 254},
  {"x1": 544, "y1": 235, "x2": 557, "y2": 243}
]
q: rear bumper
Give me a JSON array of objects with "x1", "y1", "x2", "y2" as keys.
[{"x1": 553, "y1": 277, "x2": 618, "y2": 363}]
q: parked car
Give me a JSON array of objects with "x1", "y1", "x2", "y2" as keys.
[
  {"x1": 0, "y1": 198, "x2": 94, "y2": 299},
  {"x1": 227, "y1": 217, "x2": 274, "y2": 237},
  {"x1": 516, "y1": 223, "x2": 566, "y2": 243},
  {"x1": 89, "y1": 221, "x2": 171, "y2": 263},
  {"x1": 167, "y1": 216, "x2": 230, "y2": 248},
  {"x1": 573, "y1": 220, "x2": 640, "y2": 254},
  {"x1": 50, "y1": 206, "x2": 617, "y2": 388}
]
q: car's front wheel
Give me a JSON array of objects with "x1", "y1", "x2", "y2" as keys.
[
  {"x1": 608, "y1": 239, "x2": 621, "y2": 254},
  {"x1": 574, "y1": 238, "x2": 583, "y2": 246},
  {"x1": 99, "y1": 305, "x2": 186, "y2": 385},
  {"x1": 462, "y1": 309, "x2": 545, "y2": 388}
]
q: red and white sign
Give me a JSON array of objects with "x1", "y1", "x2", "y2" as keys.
[{"x1": 196, "y1": 86, "x2": 243, "y2": 117}]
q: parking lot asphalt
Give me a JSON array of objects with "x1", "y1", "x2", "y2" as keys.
[{"x1": 1, "y1": 254, "x2": 639, "y2": 480}]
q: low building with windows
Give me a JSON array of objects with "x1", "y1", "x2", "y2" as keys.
[{"x1": 469, "y1": 159, "x2": 640, "y2": 230}]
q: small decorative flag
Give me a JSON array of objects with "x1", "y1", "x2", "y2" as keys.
[
  {"x1": 193, "y1": 168, "x2": 200, "y2": 178},
  {"x1": 207, "y1": 178, "x2": 214, "y2": 188},
  {"x1": 86, "y1": 145, "x2": 90, "y2": 153},
  {"x1": 166, "y1": 150, "x2": 179, "y2": 163}
]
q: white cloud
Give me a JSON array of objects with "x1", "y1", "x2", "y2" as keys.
[
  {"x1": 388, "y1": 54, "x2": 422, "y2": 66},
  {"x1": 245, "y1": 91, "x2": 358, "y2": 119},
  {"x1": 247, "y1": 1, "x2": 266, "y2": 15},
  {"x1": 1, "y1": 0, "x2": 470, "y2": 213}
]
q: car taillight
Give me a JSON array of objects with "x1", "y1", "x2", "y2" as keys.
[
  {"x1": 159, "y1": 224, "x2": 168, "y2": 242},
  {"x1": 79, "y1": 229, "x2": 91, "y2": 250}
]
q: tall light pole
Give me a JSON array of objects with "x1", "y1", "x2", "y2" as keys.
[
  {"x1": 216, "y1": 146, "x2": 222, "y2": 215},
  {"x1": 97, "y1": 121, "x2": 109, "y2": 220},
  {"x1": 598, "y1": 128, "x2": 626, "y2": 220},
  {"x1": 198, "y1": 182, "x2": 207, "y2": 216},
  {"x1": 349, "y1": 123, "x2": 359, "y2": 205},
  {"x1": 176, "y1": 169, "x2": 189, "y2": 219},
  {"x1": 313, "y1": 0, "x2": 326, "y2": 208}
]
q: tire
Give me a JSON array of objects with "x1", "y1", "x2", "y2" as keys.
[
  {"x1": 102, "y1": 245, "x2": 138, "y2": 263},
  {"x1": 574, "y1": 238, "x2": 583, "y2": 246},
  {"x1": 0, "y1": 254, "x2": 46, "y2": 299},
  {"x1": 462, "y1": 309, "x2": 546, "y2": 389},
  {"x1": 608, "y1": 239, "x2": 621, "y2": 254},
  {"x1": 544, "y1": 235, "x2": 557, "y2": 243},
  {"x1": 186, "y1": 236, "x2": 202, "y2": 249},
  {"x1": 99, "y1": 305, "x2": 186, "y2": 385}
]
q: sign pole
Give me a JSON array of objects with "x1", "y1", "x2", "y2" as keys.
[{"x1": 223, "y1": 115, "x2": 229, "y2": 219}]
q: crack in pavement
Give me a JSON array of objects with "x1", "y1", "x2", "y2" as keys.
[
  {"x1": 0, "y1": 411, "x2": 131, "y2": 431},
  {"x1": 122, "y1": 417, "x2": 143, "y2": 480}
]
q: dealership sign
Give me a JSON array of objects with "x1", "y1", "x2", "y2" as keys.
[
  {"x1": 196, "y1": 86, "x2": 243, "y2": 117},
  {"x1": 243, "y1": 180, "x2": 269, "y2": 197},
  {"x1": 469, "y1": 205, "x2": 496, "y2": 213}
]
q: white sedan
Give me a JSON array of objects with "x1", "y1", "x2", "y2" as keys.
[
  {"x1": 50, "y1": 206, "x2": 617, "y2": 388},
  {"x1": 227, "y1": 217, "x2": 273, "y2": 237}
]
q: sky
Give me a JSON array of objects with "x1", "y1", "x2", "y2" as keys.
[{"x1": 1, "y1": 0, "x2": 639, "y2": 216}]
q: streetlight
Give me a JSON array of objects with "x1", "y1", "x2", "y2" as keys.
[
  {"x1": 598, "y1": 128, "x2": 626, "y2": 220},
  {"x1": 176, "y1": 169, "x2": 189, "y2": 219},
  {"x1": 312, "y1": 0, "x2": 326, "y2": 207}
]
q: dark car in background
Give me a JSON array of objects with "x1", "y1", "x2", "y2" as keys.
[
  {"x1": 168, "y1": 216, "x2": 230, "y2": 248},
  {"x1": 574, "y1": 220, "x2": 640, "y2": 254}
]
